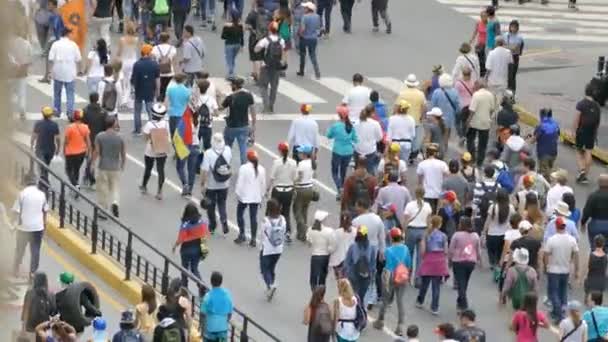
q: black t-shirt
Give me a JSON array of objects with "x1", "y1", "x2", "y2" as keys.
[
  {"x1": 222, "y1": 90, "x2": 254, "y2": 128},
  {"x1": 93, "y1": 0, "x2": 113, "y2": 18},
  {"x1": 496, "y1": 106, "x2": 518, "y2": 128},
  {"x1": 455, "y1": 326, "x2": 487, "y2": 342},
  {"x1": 82, "y1": 103, "x2": 108, "y2": 142},
  {"x1": 576, "y1": 98, "x2": 600, "y2": 134},
  {"x1": 34, "y1": 119, "x2": 60, "y2": 155},
  {"x1": 510, "y1": 235, "x2": 542, "y2": 268}
]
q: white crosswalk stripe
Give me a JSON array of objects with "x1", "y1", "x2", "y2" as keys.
[
  {"x1": 435, "y1": 0, "x2": 608, "y2": 43},
  {"x1": 26, "y1": 76, "x2": 88, "y2": 104}
]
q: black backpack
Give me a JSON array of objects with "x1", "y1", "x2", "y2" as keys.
[
  {"x1": 198, "y1": 100, "x2": 212, "y2": 128},
  {"x1": 479, "y1": 182, "x2": 498, "y2": 220},
  {"x1": 264, "y1": 38, "x2": 283, "y2": 69},
  {"x1": 211, "y1": 149, "x2": 232, "y2": 182},
  {"x1": 25, "y1": 290, "x2": 54, "y2": 331},
  {"x1": 355, "y1": 246, "x2": 371, "y2": 279},
  {"x1": 101, "y1": 79, "x2": 118, "y2": 112}
]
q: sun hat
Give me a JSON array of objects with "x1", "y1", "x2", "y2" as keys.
[
  {"x1": 518, "y1": 220, "x2": 533, "y2": 231},
  {"x1": 151, "y1": 103, "x2": 167, "y2": 118},
  {"x1": 461, "y1": 152, "x2": 472, "y2": 162},
  {"x1": 300, "y1": 103, "x2": 312, "y2": 114},
  {"x1": 554, "y1": 201, "x2": 571, "y2": 217},
  {"x1": 211, "y1": 133, "x2": 225, "y2": 152},
  {"x1": 439, "y1": 73, "x2": 454, "y2": 88},
  {"x1": 314, "y1": 210, "x2": 329, "y2": 222},
  {"x1": 427, "y1": 107, "x2": 443, "y2": 117},
  {"x1": 277, "y1": 142, "x2": 289, "y2": 152},
  {"x1": 432, "y1": 65, "x2": 443, "y2": 74},
  {"x1": 389, "y1": 227, "x2": 402, "y2": 239},
  {"x1": 404, "y1": 74, "x2": 420, "y2": 87},
  {"x1": 42, "y1": 106, "x2": 54, "y2": 117},
  {"x1": 513, "y1": 248, "x2": 529, "y2": 265}
]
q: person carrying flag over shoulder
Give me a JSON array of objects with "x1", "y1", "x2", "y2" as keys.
[
  {"x1": 172, "y1": 203, "x2": 209, "y2": 287},
  {"x1": 173, "y1": 103, "x2": 200, "y2": 197}
]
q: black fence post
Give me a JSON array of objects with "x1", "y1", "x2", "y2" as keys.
[
  {"x1": 240, "y1": 318, "x2": 249, "y2": 342},
  {"x1": 91, "y1": 208, "x2": 98, "y2": 254},
  {"x1": 161, "y1": 259, "x2": 170, "y2": 295},
  {"x1": 125, "y1": 233, "x2": 133, "y2": 281},
  {"x1": 59, "y1": 183, "x2": 66, "y2": 228}
]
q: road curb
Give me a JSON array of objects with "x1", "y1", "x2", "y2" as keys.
[{"x1": 514, "y1": 104, "x2": 608, "y2": 164}]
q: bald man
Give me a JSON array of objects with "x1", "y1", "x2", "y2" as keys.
[{"x1": 582, "y1": 174, "x2": 608, "y2": 250}]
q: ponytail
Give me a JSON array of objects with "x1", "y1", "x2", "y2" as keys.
[
  {"x1": 281, "y1": 149, "x2": 288, "y2": 164},
  {"x1": 438, "y1": 117, "x2": 446, "y2": 135},
  {"x1": 252, "y1": 159, "x2": 259, "y2": 176},
  {"x1": 343, "y1": 116, "x2": 353, "y2": 133}
]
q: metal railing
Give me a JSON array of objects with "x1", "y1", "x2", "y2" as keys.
[{"x1": 12, "y1": 142, "x2": 281, "y2": 342}]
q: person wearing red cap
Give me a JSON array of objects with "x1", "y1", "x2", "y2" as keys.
[
  {"x1": 267, "y1": 142, "x2": 297, "y2": 243},
  {"x1": 63, "y1": 110, "x2": 91, "y2": 192},
  {"x1": 234, "y1": 149, "x2": 267, "y2": 247},
  {"x1": 437, "y1": 190, "x2": 462, "y2": 242},
  {"x1": 543, "y1": 215, "x2": 580, "y2": 323},
  {"x1": 254, "y1": 20, "x2": 286, "y2": 113},
  {"x1": 287, "y1": 104, "x2": 320, "y2": 165},
  {"x1": 326, "y1": 106, "x2": 358, "y2": 199}
]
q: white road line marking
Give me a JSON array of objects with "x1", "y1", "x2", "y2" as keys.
[
  {"x1": 277, "y1": 80, "x2": 327, "y2": 104},
  {"x1": 210, "y1": 77, "x2": 262, "y2": 104},
  {"x1": 518, "y1": 33, "x2": 608, "y2": 42},
  {"x1": 16, "y1": 112, "x2": 339, "y2": 121},
  {"x1": 437, "y1": 0, "x2": 608, "y2": 12},
  {"x1": 478, "y1": 14, "x2": 608, "y2": 28},
  {"x1": 453, "y1": 6, "x2": 608, "y2": 21},
  {"x1": 27, "y1": 76, "x2": 88, "y2": 104},
  {"x1": 368, "y1": 77, "x2": 404, "y2": 94},
  {"x1": 314, "y1": 77, "x2": 351, "y2": 98},
  {"x1": 438, "y1": 0, "x2": 608, "y2": 5}
]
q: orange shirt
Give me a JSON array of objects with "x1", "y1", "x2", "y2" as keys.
[{"x1": 64, "y1": 122, "x2": 90, "y2": 156}]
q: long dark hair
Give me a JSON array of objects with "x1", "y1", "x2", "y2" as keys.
[
  {"x1": 435, "y1": 115, "x2": 447, "y2": 135},
  {"x1": 522, "y1": 292, "x2": 539, "y2": 335},
  {"x1": 31, "y1": 272, "x2": 50, "y2": 302},
  {"x1": 280, "y1": 147, "x2": 288, "y2": 164},
  {"x1": 341, "y1": 113, "x2": 353, "y2": 134},
  {"x1": 96, "y1": 38, "x2": 109, "y2": 65},
  {"x1": 491, "y1": 188, "x2": 510, "y2": 224},
  {"x1": 308, "y1": 285, "x2": 326, "y2": 324},
  {"x1": 181, "y1": 203, "x2": 201, "y2": 224},
  {"x1": 251, "y1": 158, "x2": 259, "y2": 176},
  {"x1": 141, "y1": 284, "x2": 157, "y2": 315},
  {"x1": 340, "y1": 211, "x2": 353, "y2": 232},
  {"x1": 265, "y1": 198, "x2": 281, "y2": 218}
]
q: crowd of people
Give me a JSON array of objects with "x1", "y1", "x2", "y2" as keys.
[{"x1": 7, "y1": 0, "x2": 608, "y2": 340}]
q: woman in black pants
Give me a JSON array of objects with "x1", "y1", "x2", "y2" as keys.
[
  {"x1": 140, "y1": 104, "x2": 169, "y2": 199},
  {"x1": 268, "y1": 142, "x2": 297, "y2": 243},
  {"x1": 63, "y1": 110, "x2": 91, "y2": 193},
  {"x1": 482, "y1": 189, "x2": 515, "y2": 282}
]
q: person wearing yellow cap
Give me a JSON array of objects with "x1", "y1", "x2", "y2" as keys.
[
  {"x1": 344, "y1": 224, "x2": 378, "y2": 304},
  {"x1": 31, "y1": 107, "x2": 61, "y2": 186},
  {"x1": 388, "y1": 99, "x2": 416, "y2": 164},
  {"x1": 378, "y1": 142, "x2": 407, "y2": 185},
  {"x1": 131, "y1": 43, "x2": 160, "y2": 134},
  {"x1": 254, "y1": 20, "x2": 286, "y2": 113},
  {"x1": 287, "y1": 104, "x2": 319, "y2": 164}
]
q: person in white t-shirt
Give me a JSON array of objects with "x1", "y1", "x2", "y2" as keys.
[
  {"x1": 259, "y1": 198, "x2": 286, "y2": 301},
  {"x1": 485, "y1": 36, "x2": 513, "y2": 104},
  {"x1": 416, "y1": 143, "x2": 449, "y2": 212},
  {"x1": 48, "y1": 29, "x2": 82, "y2": 118},
  {"x1": 201, "y1": 133, "x2": 232, "y2": 235},
  {"x1": 86, "y1": 38, "x2": 110, "y2": 94},
  {"x1": 355, "y1": 104, "x2": 383, "y2": 175},
  {"x1": 403, "y1": 187, "x2": 434, "y2": 276},
  {"x1": 151, "y1": 32, "x2": 177, "y2": 102},
  {"x1": 267, "y1": 142, "x2": 297, "y2": 243},
  {"x1": 387, "y1": 100, "x2": 416, "y2": 163},
  {"x1": 140, "y1": 103, "x2": 169, "y2": 199},
  {"x1": 234, "y1": 149, "x2": 266, "y2": 247},
  {"x1": 12, "y1": 175, "x2": 48, "y2": 277},
  {"x1": 293, "y1": 144, "x2": 316, "y2": 242},
  {"x1": 342, "y1": 73, "x2": 372, "y2": 125}
]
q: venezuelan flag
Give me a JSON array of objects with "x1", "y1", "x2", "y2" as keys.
[
  {"x1": 177, "y1": 219, "x2": 209, "y2": 244},
  {"x1": 173, "y1": 105, "x2": 194, "y2": 160}
]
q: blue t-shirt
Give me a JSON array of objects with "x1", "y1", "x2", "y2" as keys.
[
  {"x1": 131, "y1": 58, "x2": 160, "y2": 101},
  {"x1": 373, "y1": 101, "x2": 388, "y2": 131},
  {"x1": 49, "y1": 12, "x2": 65, "y2": 41},
  {"x1": 583, "y1": 306, "x2": 608, "y2": 340},
  {"x1": 201, "y1": 287, "x2": 233, "y2": 334},
  {"x1": 34, "y1": 119, "x2": 60, "y2": 155},
  {"x1": 166, "y1": 83, "x2": 191, "y2": 117},
  {"x1": 534, "y1": 117, "x2": 559, "y2": 157},
  {"x1": 486, "y1": 19, "x2": 500, "y2": 50},
  {"x1": 384, "y1": 244, "x2": 412, "y2": 273},
  {"x1": 326, "y1": 121, "x2": 358, "y2": 156},
  {"x1": 300, "y1": 13, "x2": 320, "y2": 40}
]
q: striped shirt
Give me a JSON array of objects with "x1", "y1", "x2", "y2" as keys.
[{"x1": 472, "y1": 180, "x2": 499, "y2": 217}]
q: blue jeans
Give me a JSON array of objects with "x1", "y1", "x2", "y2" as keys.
[
  {"x1": 176, "y1": 145, "x2": 200, "y2": 191},
  {"x1": 224, "y1": 44, "x2": 240, "y2": 78},
  {"x1": 133, "y1": 99, "x2": 153, "y2": 133},
  {"x1": 547, "y1": 273, "x2": 569, "y2": 321},
  {"x1": 355, "y1": 151, "x2": 379, "y2": 176},
  {"x1": 349, "y1": 274, "x2": 371, "y2": 303},
  {"x1": 200, "y1": 0, "x2": 216, "y2": 23},
  {"x1": 226, "y1": 0, "x2": 243, "y2": 16},
  {"x1": 416, "y1": 275, "x2": 442, "y2": 312},
  {"x1": 180, "y1": 243, "x2": 201, "y2": 287},
  {"x1": 139, "y1": 10, "x2": 150, "y2": 39},
  {"x1": 331, "y1": 153, "x2": 351, "y2": 191},
  {"x1": 298, "y1": 38, "x2": 321, "y2": 77},
  {"x1": 53, "y1": 80, "x2": 75, "y2": 117},
  {"x1": 224, "y1": 126, "x2": 249, "y2": 164},
  {"x1": 86, "y1": 76, "x2": 102, "y2": 94},
  {"x1": 405, "y1": 227, "x2": 425, "y2": 278},
  {"x1": 260, "y1": 252, "x2": 281, "y2": 289},
  {"x1": 316, "y1": 0, "x2": 333, "y2": 33},
  {"x1": 237, "y1": 202, "x2": 259, "y2": 239},
  {"x1": 412, "y1": 125, "x2": 424, "y2": 157}
]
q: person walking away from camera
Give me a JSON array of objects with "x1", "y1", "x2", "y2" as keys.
[
  {"x1": 166, "y1": 73, "x2": 192, "y2": 140},
  {"x1": 544, "y1": 201, "x2": 578, "y2": 242},
  {"x1": 510, "y1": 220, "x2": 542, "y2": 272},
  {"x1": 288, "y1": 104, "x2": 320, "y2": 164},
  {"x1": 452, "y1": 43, "x2": 480, "y2": 83},
  {"x1": 131, "y1": 44, "x2": 160, "y2": 134},
  {"x1": 395, "y1": 74, "x2": 426, "y2": 162},
  {"x1": 556, "y1": 301, "x2": 587, "y2": 342},
  {"x1": 85, "y1": 39, "x2": 110, "y2": 95},
  {"x1": 334, "y1": 279, "x2": 360, "y2": 341},
  {"x1": 377, "y1": 143, "x2": 407, "y2": 186},
  {"x1": 98, "y1": 65, "x2": 122, "y2": 119},
  {"x1": 370, "y1": 0, "x2": 391, "y2": 34},
  {"x1": 330, "y1": 212, "x2": 357, "y2": 279},
  {"x1": 49, "y1": 27, "x2": 81, "y2": 119},
  {"x1": 276, "y1": 4, "x2": 293, "y2": 57},
  {"x1": 150, "y1": 0, "x2": 170, "y2": 33},
  {"x1": 503, "y1": 20, "x2": 524, "y2": 94},
  {"x1": 449, "y1": 217, "x2": 481, "y2": 312},
  {"x1": 200, "y1": 272, "x2": 233, "y2": 342},
  {"x1": 467, "y1": 80, "x2": 496, "y2": 167},
  {"x1": 39, "y1": 0, "x2": 64, "y2": 84},
  {"x1": 315, "y1": 0, "x2": 332, "y2": 37},
  {"x1": 140, "y1": 103, "x2": 169, "y2": 199},
  {"x1": 583, "y1": 235, "x2": 607, "y2": 301},
  {"x1": 221, "y1": 10, "x2": 245, "y2": 79},
  {"x1": 82, "y1": 94, "x2": 108, "y2": 188},
  {"x1": 200, "y1": 133, "x2": 232, "y2": 235},
  {"x1": 172, "y1": 203, "x2": 208, "y2": 287},
  {"x1": 255, "y1": 21, "x2": 286, "y2": 113},
  {"x1": 344, "y1": 226, "x2": 378, "y2": 303},
  {"x1": 485, "y1": 6, "x2": 500, "y2": 50},
  {"x1": 303, "y1": 285, "x2": 333, "y2": 342},
  {"x1": 307, "y1": 210, "x2": 336, "y2": 290},
  {"x1": 511, "y1": 292, "x2": 550, "y2": 341},
  {"x1": 199, "y1": 0, "x2": 218, "y2": 30},
  {"x1": 354, "y1": 104, "x2": 383, "y2": 175},
  {"x1": 9, "y1": 28, "x2": 32, "y2": 120},
  {"x1": 545, "y1": 169, "x2": 573, "y2": 217},
  {"x1": 63, "y1": 109, "x2": 91, "y2": 191},
  {"x1": 500, "y1": 248, "x2": 538, "y2": 310},
  {"x1": 297, "y1": 2, "x2": 322, "y2": 80},
  {"x1": 437, "y1": 191, "x2": 462, "y2": 242},
  {"x1": 31, "y1": 106, "x2": 60, "y2": 186},
  {"x1": 454, "y1": 67, "x2": 476, "y2": 145},
  {"x1": 267, "y1": 142, "x2": 297, "y2": 242},
  {"x1": 235, "y1": 149, "x2": 266, "y2": 247},
  {"x1": 375, "y1": 171, "x2": 410, "y2": 222},
  {"x1": 192, "y1": 79, "x2": 219, "y2": 167},
  {"x1": 342, "y1": 73, "x2": 371, "y2": 125},
  {"x1": 483, "y1": 188, "x2": 515, "y2": 281},
  {"x1": 469, "y1": 10, "x2": 487, "y2": 77},
  {"x1": 443, "y1": 159, "x2": 471, "y2": 207},
  {"x1": 112, "y1": 310, "x2": 144, "y2": 342},
  {"x1": 417, "y1": 143, "x2": 449, "y2": 212},
  {"x1": 293, "y1": 144, "x2": 316, "y2": 241},
  {"x1": 116, "y1": 22, "x2": 139, "y2": 107},
  {"x1": 341, "y1": 158, "x2": 377, "y2": 214},
  {"x1": 152, "y1": 32, "x2": 177, "y2": 102},
  {"x1": 388, "y1": 100, "x2": 416, "y2": 164},
  {"x1": 574, "y1": 83, "x2": 601, "y2": 184},
  {"x1": 92, "y1": 116, "x2": 125, "y2": 219},
  {"x1": 221, "y1": 77, "x2": 256, "y2": 164},
  {"x1": 260, "y1": 198, "x2": 286, "y2": 301},
  {"x1": 171, "y1": 0, "x2": 190, "y2": 43},
  {"x1": 174, "y1": 105, "x2": 200, "y2": 198},
  {"x1": 374, "y1": 227, "x2": 411, "y2": 336},
  {"x1": 12, "y1": 174, "x2": 48, "y2": 277},
  {"x1": 582, "y1": 174, "x2": 608, "y2": 249},
  {"x1": 416, "y1": 215, "x2": 449, "y2": 315},
  {"x1": 90, "y1": 0, "x2": 113, "y2": 49},
  {"x1": 181, "y1": 25, "x2": 205, "y2": 87},
  {"x1": 327, "y1": 105, "x2": 358, "y2": 199},
  {"x1": 33, "y1": 0, "x2": 52, "y2": 55},
  {"x1": 501, "y1": 124, "x2": 527, "y2": 170},
  {"x1": 424, "y1": 108, "x2": 448, "y2": 159},
  {"x1": 529, "y1": 108, "x2": 560, "y2": 181},
  {"x1": 22, "y1": 272, "x2": 55, "y2": 334},
  {"x1": 245, "y1": 0, "x2": 271, "y2": 81},
  {"x1": 543, "y1": 216, "x2": 580, "y2": 323},
  {"x1": 486, "y1": 36, "x2": 512, "y2": 105},
  {"x1": 431, "y1": 74, "x2": 460, "y2": 143},
  {"x1": 583, "y1": 292, "x2": 608, "y2": 341},
  {"x1": 403, "y1": 187, "x2": 433, "y2": 276},
  {"x1": 134, "y1": 284, "x2": 158, "y2": 341}
]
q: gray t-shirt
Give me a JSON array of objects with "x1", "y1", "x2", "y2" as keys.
[
  {"x1": 182, "y1": 36, "x2": 205, "y2": 73},
  {"x1": 375, "y1": 183, "x2": 410, "y2": 217},
  {"x1": 95, "y1": 131, "x2": 124, "y2": 171},
  {"x1": 352, "y1": 212, "x2": 386, "y2": 253},
  {"x1": 443, "y1": 174, "x2": 470, "y2": 205}
]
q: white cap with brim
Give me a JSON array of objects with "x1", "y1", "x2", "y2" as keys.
[
  {"x1": 314, "y1": 210, "x2": 329, "y2": 222},
  {"x1": 404, "y1": 74, "x2": 419, "y2": 87},
  {"x1": 554, "y1": 201, "x2": 571, "y2": 217},
  {"x1": 513, "y1": 248, "x2": 529, "y2": 265}
]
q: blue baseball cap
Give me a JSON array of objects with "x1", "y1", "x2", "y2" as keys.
[
  {"x1": 92, "y1": 317, "x2": 107, "y2": 331},
  {"x1": 296, "y1": 144, "x2": 313, "y2": 154}
]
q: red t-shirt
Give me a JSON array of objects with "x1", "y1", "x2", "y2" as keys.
[{"x1": 511, "y1": 310, "x2": 548, "y2": 342}]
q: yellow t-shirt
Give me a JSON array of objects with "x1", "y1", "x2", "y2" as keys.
[{"x1": 394, "y1": 87, "x2": 426, "y2": 124}]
